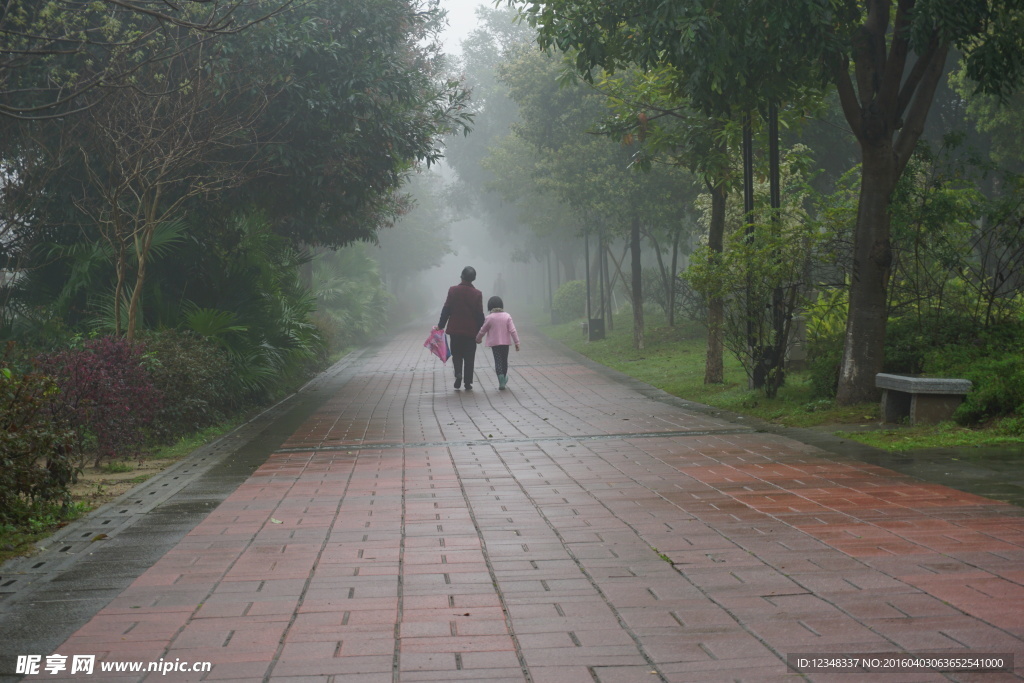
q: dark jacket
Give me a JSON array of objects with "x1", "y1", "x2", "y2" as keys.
[{"x1": 438, "y1": 282, "x2": 484, "y2": 337}]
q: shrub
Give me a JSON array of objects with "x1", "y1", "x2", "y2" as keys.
[
  {"x1": 642, "y1": 270, "x2": 670, "y2": 317},
  {"x1": 553, "y1": 280, "x2": 586, "y2": 321},
  {"x1": 0, "y1": 348, "x2": 79, "y2": 524},
  {"x1": 139, "y1": 330, "x2": 234, "y2": 442},
  {"x1": 883, "y1": 314, "x2": 980, "y2": 374},
  {"x1": 37, "y1": 336, "x2": 162, "y2": 466},
  {"x1": 995, "y1": 416, "x2": 1024, "y2": 437},
  {"x1": 921, "y1": 321, "x2": 1024, "y2": 425},
  {"x1": 806, "y1": 334, "x2": 844, "y2": 399},
  {"x1": 673, "y1": 276, "x2": 707, "y2": 324},
  {"x1": 950, "y1": 355, "x2": 1024, "y2": 425}
]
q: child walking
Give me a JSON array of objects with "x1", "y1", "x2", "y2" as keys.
[{"x1": 475, "y1": 296, "x2": 520, "y2": 390}]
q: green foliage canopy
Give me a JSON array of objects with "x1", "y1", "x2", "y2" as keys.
[{"x1": 0, "y1": 0, "x2": 293, "y2": 119}]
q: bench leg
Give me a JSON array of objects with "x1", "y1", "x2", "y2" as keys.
[{"x1": 880, "y1": 389, "x2": 911, "y2": 424}]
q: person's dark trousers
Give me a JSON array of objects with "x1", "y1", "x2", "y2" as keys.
[
  {"x1": 449, "y1": 334, "x2": 477, "y2": 387},
  {"x1": 491, "y1": 345, "x2": 509, "y2": 376}
]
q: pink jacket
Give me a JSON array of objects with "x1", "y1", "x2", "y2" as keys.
[{"x1": 475, "y1": 311, "x2": 519, "y2": 347}]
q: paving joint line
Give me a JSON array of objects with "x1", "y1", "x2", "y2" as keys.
[
  {"x1": 502, "y1": 438, "x2": 785, "y2": 676},
  {"x1": 531, "y1": 436, "x2": 989, "y2": 663},
  {"x1": 262, "y1": 443, "x2": 360, "y2": 682},
  {"x1": 445, "y1": 447, "x2": 534, "y2": 683},
  {"x1": 463, "y1": 445, "x2": 672, "y2": 683},
  {"x1": 274, "y1": 427, "x2": 755, "y2": 453},
  {"x1": 394, "y1": 440, "x2": 408, "y2": 680}
]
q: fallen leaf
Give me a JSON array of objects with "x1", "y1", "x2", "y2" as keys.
[{"x1": 270, "y1": 518, "x2": 283, "y2": 524}]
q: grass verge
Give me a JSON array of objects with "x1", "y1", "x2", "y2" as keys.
[{"x1": 538, "y1": 311, "x2": 1024, "y2": 452}]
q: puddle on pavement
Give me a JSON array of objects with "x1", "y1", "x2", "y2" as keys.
[{"x1": 854, "y1": 444, "x2": 1024, "y2": 508}]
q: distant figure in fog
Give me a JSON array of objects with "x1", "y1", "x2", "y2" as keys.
[
  {"x1": 492, "y1": 272, "x2": 506, "y2": 297},
  {"x1": 476, "y1": 295, "x2": 520, "y2": 390},
  {"x1": 436, "y1": 266, "x2": 485, "y2": 390}
]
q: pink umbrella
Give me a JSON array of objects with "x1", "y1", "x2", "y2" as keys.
[{"x1": 423, "y1": 327, "x2": 450, "y2": 363}]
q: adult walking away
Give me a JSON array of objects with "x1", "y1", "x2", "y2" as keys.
[{"x1": 436, "y1": 266, "x2": 485, "y2": 390}]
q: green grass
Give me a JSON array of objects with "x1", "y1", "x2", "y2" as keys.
[
  {"x1": 542, "y1": 312, "x2": 878, "y2": 426},
  {"x1": 0, "y1": 502, "x2": 89, "y2": 564},
  {"x1": 147, "y1": 416, "x2": 248, "y2": 461},
  {"x1": 537, "y1": 310, "x2": 1023, "y2": 452},
  {"x1": 840, "y1": 422, "x2": 1024, "y2": 451},
  {"x1": 101, "y1": 461, "x2": 134, "y2": 473}
]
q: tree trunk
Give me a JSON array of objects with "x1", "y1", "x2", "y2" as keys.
[
  {"x1": 126, "y1": 228, "x2": 154, "y2": 342},
  {"x1": 704, "y1": 182, "x2": 726, "y2": 384},
  {"x1": 668, "y1": 226, "x2": 680, "y2": 327},
  {"x1": 836, "y1": 145, "x2": 895, "y2": 404},
  {"x1": 602, "y1": 242, "x2": 614, "y2": 332},
  {"x1": 109, "y1": 204, "x2": 128, "y2": 337},
  {"x1": 558, "y1": 245, "x2": 577, "y2": 282},
  {"x1": 830, "y1": 3, "x2": 949, "y2": 403},
  {"x1": 113, "y1": 242, "x2": 127, "y2": 337},
  {"x1": 631, "y1": 214, "x2": 644, "y2": 350},
  {"x1": 126, "y1": 254, "x2": 146, "y2": 341}
]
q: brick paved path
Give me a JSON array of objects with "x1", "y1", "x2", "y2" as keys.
[{"x1": 27, "y1": 327, "x2": 1024, "y2": 681}]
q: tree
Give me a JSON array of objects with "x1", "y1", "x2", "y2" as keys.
[
  {"x1": 597, "y1": 66, "x2": 742, "y2": 381},
  {"x1": 511, "y1": 0, "x2": 1024, "y2": 403},
  {"x1": 949, "y1": 65, "x2": 1024, "y2": 171},
  {"x1": 1, "y1": 0, "x2": 471, "y2": 340},
  {"x1": 442, "y1": 7, "x2": 540, "y2": 251},
  {"x1": 688, "y1": 146, "x2": 820, "y2": 397},
  {"x1": 444, "y1": 5, "x2": 535, "y2": 197},
  {"x1": 478, "y1": 134, "x2": 584, "y2": 279},
  {"x1": 494, "y1": 48, "x2": 693, "y2": 349},
  {"x1": 0, "y1": 0, "x2": 292, "y2": 119},
  {"x1": 73, "y1": 38, "x2": 267, "y2": 340},
  {"x1": 210, "y1": 0, "x2": 472, "y2": 249},
  {"x1": 374, "y1": 170, "x2": 454, "y2": 295}
]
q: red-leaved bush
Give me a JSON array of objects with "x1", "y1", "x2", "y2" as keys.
[{"x1": 37, "y1": 336, "x2": 162, "y2": 466}]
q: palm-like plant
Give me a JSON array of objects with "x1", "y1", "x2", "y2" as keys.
[
  {"x1": 312, "y1": 243, "x2": 391, "y2": 350},
  {"x1": 182, "y1": 212, "x2": 324, "y2": 399}
]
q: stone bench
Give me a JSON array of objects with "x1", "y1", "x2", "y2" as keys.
[{"x1": 876, "y1": 373, "x2": 972, "y2": 425}]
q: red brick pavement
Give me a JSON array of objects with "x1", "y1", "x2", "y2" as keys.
[{"x1": 34, "y1": 327, "x2": 1024, "y2": 681}]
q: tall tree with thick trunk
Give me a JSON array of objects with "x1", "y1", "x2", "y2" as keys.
[{"x1": 831, "y1": 2, "x2": 949, "y2": 403}]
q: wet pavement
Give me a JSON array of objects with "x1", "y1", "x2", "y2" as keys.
[
  {"x1": 1, "y1": 325, "x2": 1022, "y2": 682},
  {"x1": 858, "y1": 445, "x2": 1024, "y2": 509}
]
